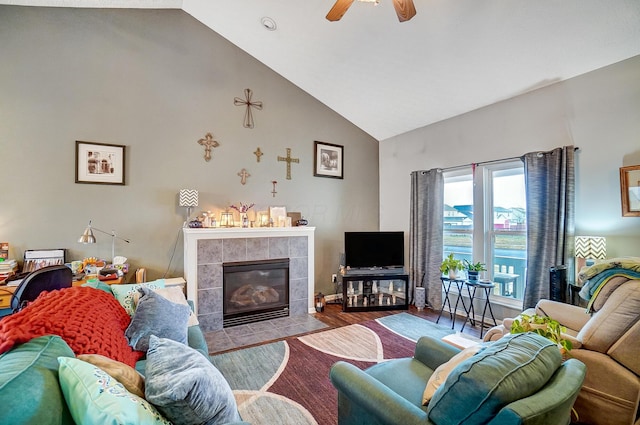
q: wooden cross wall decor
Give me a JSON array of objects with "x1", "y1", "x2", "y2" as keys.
[
  {"x1": 237, "y1": 168, "x2": 250, "y2": 185},
  {"x1": 253, "y1": 147, "x2": 263, "y2": 162},
  {"x1": 277, "y1": 148, "x2": 299, "y2": 180},
  {"x1": 197, "y1": 133, "x2": 220, "y2": 162},
  {"x1": 234, "y1": 88, "x2": 263, "y2": 129}
]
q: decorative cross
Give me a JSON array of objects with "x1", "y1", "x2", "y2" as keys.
[
  {"x1": 253, "y1": 147, "x2": 263, "y2": 162},
  {"x1": 197, "y1": 133, "x2": 219, "y2": 162},
  {"x1": 237, "y1": 168, "x2": 250, "y2": 185},
  {"x1": 234, "y1": 88, "x2": 263, "y2": 129},
  {"x1": 277, "y1": 148, "x2": 299, "y2": 180},
  {"x1": 271, "y1": 180, "x2": 278, "y2": 197}
]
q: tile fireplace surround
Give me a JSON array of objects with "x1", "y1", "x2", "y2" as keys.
[{"x1": 183, "y1": 227, "x2": 315, "y2": 333}]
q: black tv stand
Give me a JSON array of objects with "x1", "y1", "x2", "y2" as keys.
[
  {"x1": 344, "y1": 267, "x2": 405, "y2": 276},
  {"x1": 341, "y1": 271, "x2": 408, "y2": 312}
]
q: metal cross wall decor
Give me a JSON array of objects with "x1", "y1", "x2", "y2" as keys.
[
  {"x1": 197, "y1": 133, "x2": 220, "y2": 162},
  {"x1": 234, "y1": 88, "x2": 263, "y2": 129},
  {"x1": 277, "y1": 148, "x2": 299, "y2": 180}
]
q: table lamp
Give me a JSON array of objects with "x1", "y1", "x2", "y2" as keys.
[
  {"x1": 78, "y1": 220, "x2": 130, "y2": 265},
  {"x1": 575, "y1": 236, "x2": 606, "y2": 275},
  {"x1": 179, "y1": 189, "x2": 199, "y2": 225}
]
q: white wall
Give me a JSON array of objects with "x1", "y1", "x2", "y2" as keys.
[
  {"x1": 0, "y1": 6, "x2": 380, "y2": 295},
  {"x1": 380, "y1": 55, "x2": 640, "y2": 313}
]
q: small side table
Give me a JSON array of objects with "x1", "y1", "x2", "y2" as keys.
[
  {"x1": 461, "y1": 280, "x2": 497, "y2": 338},
  {"x1": 436, "y1": 277, "x2": 471, "y2": 330}
]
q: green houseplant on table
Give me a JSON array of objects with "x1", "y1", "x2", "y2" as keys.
[
  {"x1": 440, "y1": 253, "x2": 464, "y2": 279},
  {"x1": 464, "y1": 259, "x2": 487, "y2": 282}
]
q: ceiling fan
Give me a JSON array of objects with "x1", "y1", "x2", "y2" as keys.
[{"x1": 326, "y1": 0, "x2": 417, "y2": 22}]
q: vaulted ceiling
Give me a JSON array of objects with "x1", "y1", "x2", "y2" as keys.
[{"x1": 4, "y1": 0, "x2": 640, "y2": 140}]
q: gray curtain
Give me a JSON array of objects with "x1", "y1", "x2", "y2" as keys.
[
  {"x1": 409, "y1": 169, "x2": 444, "y2": 309},
  {"x1": 522, "y1": 146, "x2": 575, "y2": 309}
]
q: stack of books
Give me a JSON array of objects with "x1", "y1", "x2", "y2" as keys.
[{"x1": 0, "y1": 259, "x2": 18, "y2": 283}]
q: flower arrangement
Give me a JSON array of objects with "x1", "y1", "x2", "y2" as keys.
[{"x1": 230, "y1": 202, "x2": 255, "y2": 213}]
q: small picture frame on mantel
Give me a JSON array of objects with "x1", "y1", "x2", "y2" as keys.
[
  {"x1": 75, "y1": 141, "x2": 126, "y2": 185},
  {"x1": 314, "y1": 141, "x2": 344, "y2": 179},
  {"x1": 620, "y1": 165, "x2": 640, "y2": 217}
]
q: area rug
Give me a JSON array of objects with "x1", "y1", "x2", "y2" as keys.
[{"x1": 209, "y1": 313, "x2": 456, "y2": 425}]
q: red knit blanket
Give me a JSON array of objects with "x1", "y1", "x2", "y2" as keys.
[{"x1": 0, "y1": 286, "x2": 144, "y2": 367}]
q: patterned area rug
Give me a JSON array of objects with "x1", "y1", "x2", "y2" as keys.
[{"x1": 209, "y1": 313, "x2": 456, "y2": 425}]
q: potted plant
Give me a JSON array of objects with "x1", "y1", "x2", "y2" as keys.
[
  {"x1": 510, "y1": 313, "x2": 573, "y2": 354},
  {"x1": 464, "y1": 259, "x2": 487, "y2": 282},
  {"x1": 440, "y1": 253, "x2": 464, "y2": 279}
]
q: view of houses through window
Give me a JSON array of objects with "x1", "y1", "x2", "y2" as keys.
[{"x1": 443, "y1": 160, "x2": 527, "y2": 302}]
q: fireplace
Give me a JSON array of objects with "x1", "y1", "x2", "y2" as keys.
[{"x1": 223, "y1": 258, "x2": 290, "y2": 327}]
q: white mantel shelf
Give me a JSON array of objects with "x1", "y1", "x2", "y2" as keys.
[
  {"x1": 182, "y1": 226, "x2": 316, "y2": 320},
  {"x1": 183, "y1": 226, "x2": 315, "y2": 239}
]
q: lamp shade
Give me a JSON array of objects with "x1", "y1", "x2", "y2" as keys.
[
  {"x1": 78, "y1": 225, "x2": 96, "y2": 244},
  {"x1": 179, "y1": 189, "x2": 198, "y2": 207},
  {"x1": 575, "y1": 236, "x2": 606, "y2": 259}
]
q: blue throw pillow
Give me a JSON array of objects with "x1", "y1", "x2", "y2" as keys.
[
  {"x1": 125, "y1": 287, "x2": 190, "y2": 352},
  {"x1": 427, "y1": 332, "x2": 562, "y2": 425},
  {"x1": 145, "y1": 335, "x2": 242, "y2": 425}
]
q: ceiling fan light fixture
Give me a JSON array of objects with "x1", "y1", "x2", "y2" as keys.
[
  {"x1": 327, "y1": 0, "x2": 415, "y2": 22},
  {"x1": 261, "y1": 17, "x2": 277, "y2": 31}
]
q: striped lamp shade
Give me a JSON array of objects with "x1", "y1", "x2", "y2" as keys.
[
  {"x1": 179, "y1": 189, "x2": 198, "y2": 207},
  {"x1": 575, "y1": 236, "x2": 606, "y2": 259}
]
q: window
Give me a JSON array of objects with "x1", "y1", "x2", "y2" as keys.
[{"x1": 443, "y1": 160, "x2": 527, "y2": 301}]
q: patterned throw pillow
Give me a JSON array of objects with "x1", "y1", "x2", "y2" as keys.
[
  {"x1": 58, "y1": 357, "x2": 171, "y2": 425},
  {"x1": 110, "y1": 279, "x2": 166, "y2": 316},
  {"x1": 77, "y1": 354, "x2": 145, "y2": 399}
]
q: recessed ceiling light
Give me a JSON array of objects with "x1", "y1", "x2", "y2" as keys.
[{"x1": 261, "y1": 17, "x2": 277, "y2": 31}]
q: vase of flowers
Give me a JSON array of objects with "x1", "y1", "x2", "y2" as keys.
[{"x1": 230, "y1": 202, "x2": 255, "y2": 228}]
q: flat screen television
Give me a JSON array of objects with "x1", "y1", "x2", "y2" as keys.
[{"x1": 344, "y1": 231, "x2": 404, "y2": 269}]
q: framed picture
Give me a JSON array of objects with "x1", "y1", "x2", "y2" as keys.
[
  {"x1": 314, "y1": 141, "x2": 344, "y2": 179},
  {"x1": 269, "y1": 206, "x2": 287, "y2": 227},
  {"x1": 75, "y1": 141, "x2": 126, "y2": 185},
  {"x1": 620, "y1": 165, "x2": 640, "y2": 217}
]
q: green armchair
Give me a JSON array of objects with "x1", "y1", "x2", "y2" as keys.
[{"x1": 330, "y1": 334, "x2": 586, "y2": 425}]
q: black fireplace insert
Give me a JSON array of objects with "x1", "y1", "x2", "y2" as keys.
[{"x1": 222, "y1": 258, "x2": 290, "y2": 327}]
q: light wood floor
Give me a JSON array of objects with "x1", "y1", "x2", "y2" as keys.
[{"x1": 314, "y1": 302, "x2": 483, "y2": 340}]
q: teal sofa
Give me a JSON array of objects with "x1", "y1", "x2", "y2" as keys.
[
  {"x1": 0, "y1": 285, "x2": 248, "y2": 425},
  {"x1": 330, "y1": 333, "x2": 586, "y2": 425}
]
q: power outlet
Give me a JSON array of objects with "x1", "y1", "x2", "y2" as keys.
[{"x1": 331, "y1": 273, "x2": 337, "y2": 283}]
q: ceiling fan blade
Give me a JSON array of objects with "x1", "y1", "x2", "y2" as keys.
[
  {"x1": 326, "y1": 0, "x2": 356, "y2": 21},
  {"x1": 392, "y1": 0, "x2": 416, "y2": 22}
]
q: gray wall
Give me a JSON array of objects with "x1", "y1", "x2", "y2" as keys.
[
  {"x1": 0, "y1": 6, "x2": 380, "y2": 295},
  {"x1": 380, "y1": 55, "x2": 640, "y2": 317}
]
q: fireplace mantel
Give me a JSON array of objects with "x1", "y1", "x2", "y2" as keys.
[{"x1": 183, "y1": 227, "x2": 315, "y2": 332}]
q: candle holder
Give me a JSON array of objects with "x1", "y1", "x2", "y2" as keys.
[
  {"x1": 220, "y1": 212, "x2": 235, "y2": 228},
  {"x1": 314, "y1": 292, "x2": 326, "y2": 312}
]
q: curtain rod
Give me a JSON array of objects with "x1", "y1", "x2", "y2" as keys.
[{"x1": 427, "y1": 146, "x2": 580, "y2": 173}]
